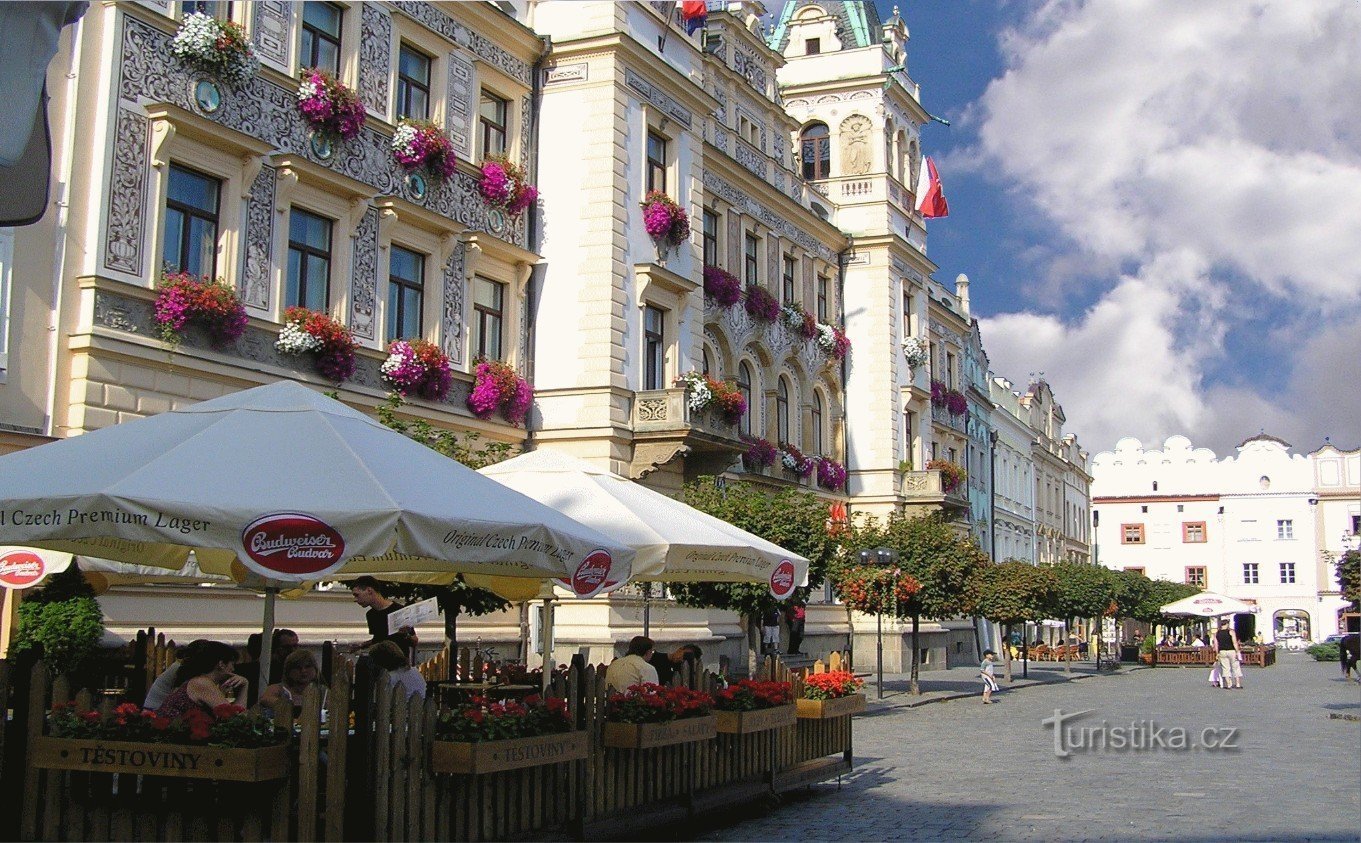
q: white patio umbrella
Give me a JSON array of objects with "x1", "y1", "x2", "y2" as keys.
[
  {"x1": 1160, "y1": 592, "x2": 1257, "y2": 618},
  {"x1": 0, "y1": 380, "x2": 634, "y2": 686},
  {"x1": 472, "y1": 449, "x2": 809, "y2": 686}
]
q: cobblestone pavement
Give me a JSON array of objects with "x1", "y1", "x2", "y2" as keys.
[{"x1": 690, "y1": 654, "x2": 1361, "y2": 842}]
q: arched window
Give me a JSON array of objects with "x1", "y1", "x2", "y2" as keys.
[
  {"x1": 800, "y1": 123, "x2": 830, "y2": 181},
  {"x1": 811, "y1": 390, "x2": 824, "y2": 453},
  {"x1": 776, "y1": 376, "x2": 790, "y2": 444},
  {"x1": 737, "y1": 362, "x2": 754, "y2": 435}
]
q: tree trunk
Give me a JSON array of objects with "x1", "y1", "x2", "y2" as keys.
[
  {"x1": 1003, "y1": 622, "x2": 1014, "y2": 682},
  {"x1": 909, "y1": 612, "x2": 921, "y2": 695}
]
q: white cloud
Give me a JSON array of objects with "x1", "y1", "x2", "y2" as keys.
[{"x1": 968, "y1": 0, "x2": 1361, "y2": 454}]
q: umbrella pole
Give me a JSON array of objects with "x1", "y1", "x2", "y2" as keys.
[
  {"x1": 642, "y1": 583, "x2": 651, "y2": 638},
  {"x1": 541, "y1": 598, "x2": 554, "y2": 695},
  {"x1": 258, "y1": 586, "x2": 278, "y2": 701}
]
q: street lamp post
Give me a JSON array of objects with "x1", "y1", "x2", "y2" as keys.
[{"x1": 861, "y1": 546, "x2": 899, "y2": 700}]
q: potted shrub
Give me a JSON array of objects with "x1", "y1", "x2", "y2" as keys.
[
  {"x1": 170, "y1": 13, "x2": 258, "y2": 87},
  {"x1": 392, "y1": 119, "x2": 458, "y2": 181},
  {"x1": 780, "y1": 305, "x2": 819, "y2": 341},
  {"x1": 946, "y1": 389, "x2": 968, "y2": 417},
  {"x1": 12, "y1": 568, "x2": 104, "y2": 682},
  {"x1": 602, "y1": 683, "x2": 716, "y2": 749},
  {"x1": 32, "y1": 702, "x2": 288, "y2": 782},
  {"x1": 903, "y1": 336, "x2": 929, "y2": 368},
  {"x1": 796, "y1": 671, "x2": 866, "y2": 719},
  {"x1": 779, "y1": 443, "x2": 816, "y2": 480},
  {"x1": 712, "y1": 679, "x2": 795, "y2": 734},
  {"x1": 430, "y1": 694, "x2": 586, "y2": 775},
  {"x1": 381, "y1": 339, "x2": 453, "y2": 402},
  {"x1": 275, "y1": 306, "x2": 357, "y2": 383},
  {"x1": 467, "y1": 359, "x2": 533, "y2": 426},
  {"x1": 153, "y1": 272, "x2": 249, "y2": 349},
  {"x1": 478, "y1": 155, "x2": 538, "y2": 217},
  {"x1": 930, "y1": 380, "x2": 948, "y2": 409},
  {"x1": 296, "y1": 68, "x2": 366, "y2": 141},
  {"x1": 743, "y1": 285, "x2": 780, "y2": 323}
]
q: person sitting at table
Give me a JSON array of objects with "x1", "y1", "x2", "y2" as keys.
[
  {"x1": 1191, "y1": 635, "x2": 1207, "y2": 647},
  {"x1": 259, "y1": 649, "x2": 325, "y2": 717},
  {"x1": 649, "y1": 644, "x2": 703, "y2": 687},
  {"x1": 605, "y1": 636, "x2": 659, "y2": 691},
  {"x1": 236, "y1": 628, "x2": 300, "y2": 701},
  {"x1": 145, "y1": 639, "x2": 246, "y2": 710},
  {"x1": 156, "y1": 641, "x2": 242, "y2": 718},
  {"x1": 369, "y1": 637, "x2": 427, "y2": 699}
]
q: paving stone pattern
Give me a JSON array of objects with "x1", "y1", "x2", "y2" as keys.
[{"x1": 692, "y1": 655, "x2": 1361, "y2": 842}]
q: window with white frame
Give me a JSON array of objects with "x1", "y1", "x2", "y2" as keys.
[
  {"x1": 472, "y1": 276, "x2": 505, "y2": 360},
  {"x1": 163, "y1": 164, "x2": 221, "y2": 277},
  {"x1": 1279, "y1": 562, "x2": 1295, "y2": 584},
  {"x1": 386, "y1": 245, "x2": 425, "y2": 342},
  {"x1": 286, "y1": 208, "x2": 333, "y2": 311},
  {"x1": 1243, "y1": 562, "x2": 1259, "y2": 585},
  {"x1": 396, "y1": 43, "x2": 432, "y2": 120},
  {"x1": 300, "y1": 2, "x2": 343, "y2": 74},
  {"x1": 1276, "y1": 519, "x2": 1293, "y2": 540},
  {"x1": 643, "y1": 305, "x2": 665, "y2": 390},
  {"x1": 479, "y1": 90, "x2": 508, "y2": 158}
]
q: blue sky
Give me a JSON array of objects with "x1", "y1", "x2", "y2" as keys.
[{"x1": 858, "y1": 0, "x2": 1361, "y2": 457}]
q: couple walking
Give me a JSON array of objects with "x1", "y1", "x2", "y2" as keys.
[{"x1": 1209, "y1": 620, "x2": 1244, "y2": 690}]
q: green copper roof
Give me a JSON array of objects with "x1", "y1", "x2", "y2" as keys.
[{"x1": 770, "y1": 1, "x2": 884, "y2": 53}]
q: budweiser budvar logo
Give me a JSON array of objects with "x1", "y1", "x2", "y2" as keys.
[
  {"x1": 241, "y1": 513, "x2": 346, "y2": 577},
  {"x1": 769, "y1": 559, "x2": 796, "y2": 600},
  {"x1": 0, "y1": 550, "x2": 45, "y2": 588},
  {"x1": 571, "y1": 549, "x2": 613, "y2": 598}
]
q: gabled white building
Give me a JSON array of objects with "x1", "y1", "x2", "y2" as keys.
[{"x1": 1092, "y1": 435, "x2": 1351, "y2": 642}]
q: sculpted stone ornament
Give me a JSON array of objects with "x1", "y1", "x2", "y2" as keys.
[{"x1": 840, "y1": 114, "x2": 872, "y2": 175}]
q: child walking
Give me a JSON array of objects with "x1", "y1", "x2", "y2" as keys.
[{"x1": 980, "y1": 649, "x2": 1000, "y2": 704}]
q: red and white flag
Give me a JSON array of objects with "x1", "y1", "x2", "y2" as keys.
[{"x1": 914, "y1": 156, "x2": 949, "y2": 218}]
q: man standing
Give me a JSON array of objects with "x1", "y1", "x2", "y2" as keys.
[
  {"x1": 1213, "y1": 619, "x2": 1243, "y2": 690},
  {"x1": 649, "y1": 644, "x2": 702, "y2": 686},
  {"x1": 785, "y1": 603, "x2": 807, "y2": 656},
  {"x1": 605, "y1": 636, "x2": 659, "y2": 691},
  {"x1": 349, "y1": 577, "x2": 416, "y2": 650}
]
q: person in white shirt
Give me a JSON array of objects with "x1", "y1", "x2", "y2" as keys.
[
  {"x1": 368, "y1": 637, "x2": 427, "y2": 699},
  {"x1": 604, "y1": 636, "x2": 659, "y2": 691}
]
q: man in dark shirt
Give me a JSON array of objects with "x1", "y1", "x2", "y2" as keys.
[
  {"x1": 649, "y1": 644, "x2": 703, "y2": 686},
  {"x1": 349, "y1": 576, "x2": 416, "y2": 650}
]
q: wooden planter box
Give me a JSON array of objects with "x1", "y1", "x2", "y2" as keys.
[
  {"x1": 30, "y1": 736, "x2": 289, "y2": 782},
  {"x1": 795, "y1": 694, "x2": 866, "y2": 720},
  {"x1": 430, "y1": 731, "x2": 588, "y2": 775},
  {"x1": 715, "y1": 704, "x2": 796, "y2": 734},
  {"x1": 602, "y1": 715, "x2": 717, "y2": 750}
]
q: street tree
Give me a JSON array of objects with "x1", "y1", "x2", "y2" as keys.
[
  {"x1": 847, "y1": 514, "x2": 989, "y2": 693},
  {"x1": 1337, "y1": 549, "x2": 1360, "y2": 610},
  {"x1": 669, "y1": 478, "x2": 844, "y2": 672},
  {"x1": 1050, "y1": 562, "x2": 1117, "y2": 672},
  {"x1": 974, "y1": 561, "x2": 1060, "y2": 682}
]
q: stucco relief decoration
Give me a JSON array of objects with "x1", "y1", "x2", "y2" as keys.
[
  {"x1": 389, "y1": 1, "x2": 531, "y2": 86},
  {"x1": 104, "y1": 108, "x2": 149, "y2": 276},
  {"x1": 702, "y1": 170, "x2": 836, "y2": 263},
  {"x1": 736, "y1": 143, "x2": 766, "y2": 178},
  {"x1": 349, "y1": 208, "x2": 379, "y2": 340},
  {"x1": 250, "y1": 1, "x2": 291, "y2": 72},
  {"x1": 441, "y1": 243, "x2": 465, "y2": 366},
  {"x1": 625, "y1": 69, "x2": 693, "y2": 128},
  {"x1": 444, "y1": 49, "x2": 474, "y2": 159},
  {"x1": 359, "y1": 3, "x2": 392, "y2": 115},
  {"x1": 840, "y1": 115, "x2": 872, "y2": 175},
  {"x1": 731, "y1": 48, "x2": 767, "y2": 94},
  {"x1": 241, "y1": 164, "x2": 276, "y2": 309}
]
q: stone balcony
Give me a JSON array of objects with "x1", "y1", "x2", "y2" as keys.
[
  {"x1": 900, "y1": 469, "x2": 970, "y2": 514},
  {"x1": 629, "y1": 388, "x2": 746, "y2": 479},
  {"x1": 931, "y1": 403, "x2": 968, "y2": 433}
]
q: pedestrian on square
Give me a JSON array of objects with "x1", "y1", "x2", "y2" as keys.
[
  {"x1": 1340, "y1": 633, "x2": 1360, "y2": 681},
  {"x1": 785, "y1": 602, "x2": 807, "y2": 656},
  {"x1": 980, "y1": 649, "x2": 1000, "y2": 704},
  {"x1": 1213, "y1": 620, "x2": 1243, "y2": 690},
  {"x1": 761, "y1": 606, "x2": 782, "y2": 655}
]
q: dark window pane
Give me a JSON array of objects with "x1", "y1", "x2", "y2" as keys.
[
  {"x1": 480, "y1": 92, "x2": 508, "y2": 157},
  {"x1": 287, "y1": 208, "x2": 332, "y2": 310},
  {"x1": 164, "y1": 164, "x2": 221, "y2": 276}
]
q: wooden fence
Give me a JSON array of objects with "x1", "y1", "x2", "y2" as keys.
[{"x1": 2, "y1": 650, "x2": 857, "y2": 841}]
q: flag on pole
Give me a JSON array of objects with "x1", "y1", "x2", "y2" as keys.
[
  {"x1": 914, "y1": 156, "x2": 949, "y2": 219},
  {"x1": 681, "y1": 0, "x2": 707, "y2": 35}
]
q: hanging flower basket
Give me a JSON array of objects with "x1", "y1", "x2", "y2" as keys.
[
  {"x1": 153, "y1": 272, "x2": 249, "y2": 348},
  {"x1": 712, "y1": 680, "x2": 796, "y2": 734},
  {"x1": 945, "y1": 390, "x2": 968, "y2": 417},
  {"x1": 930, "y1": 379, "x2": 949, "y2": 409},
  {"x1": 741, "y1": 436, "x2": 777, "y2": 471},
  {"x1": 478, "y1": 155, "x2": 538, "y2": 217},
  {"x1": 926, "y1": 458, "x2": 967, "y2": 494},
  {"x1": 816, "y1": 457, "x2": 847, "y2": 491},
  {"x1": 431, "y1": 694, "x2": 585, "y2": 774},
  {"x1": 392, "y1": 119, "x2": 458, "y2": 181},
  {"x1": 641, "y1": 191, "x2": 690, "y2": 252},
  {"x1": 780, "y1": 305, "x2": 820, "y2": 341},
  {"x1": 816, "y1": 323, "x2": 851, "y2": 362},
  {"x1": 170, "y1": 13, "x2": 258, "y2": 87},
  {"x1": 674, "y1": 371, "x2": 746, "y2": 426},
  {"x1": 275, "y1": 306, "x2": 357, "y2": 383},
  {"x1": 903, "y1": 336, "x2": 929, "y2": 368},
  {"x1": 296, "y1": 68, "x2": 366, "y2": 141},
  {"x1": 832, "y1": 566, "x2": 921, "y2": 614},
  {"x1": 381, "y1": 339, "x2": 453, "y2": 401},
  {"x1": 779, "y1": 444, "x2": 816, "y2": 479},
  {"x1": 743, "y1": 285, "x2": 780, "y2": 322},
  {"x1": 34, "y1": 702, "x2": 287, "y2": 781},
  {"x1": 703, "y1": 265, "x2": 742, "y2": 307},
  {"x1": 467, "y1": 359, "x2": 533, "y2": 425}
]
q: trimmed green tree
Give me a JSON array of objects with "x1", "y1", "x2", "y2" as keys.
[
  {"x1": 1050, "y1": 563, "x2": 1117, "y2": 672},
  {"x1": 844, "y1": 514, "x2": 989, "y2": 694},
  {"x1": 1338, "y1": 549, "x2": 1360, "y2": 610},
  {"x1": 974, "y1": 561, "x2": 1060, "y2": 682},
  {"x1": 13, "y1": 566, "x2": 106, "y2": 680},
  {"x1": 668, "y1": 478, "x2": 844, "y2": 673}
]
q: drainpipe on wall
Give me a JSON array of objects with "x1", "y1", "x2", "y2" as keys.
[
  {"x1": 836, "y1": 234, "x2": 853, "y2": 490},
  {"x1": 521, "y1": 34, "x2": 551, "y2": 453},
  {"x1": 43, "y1": 15, "x2": 83, "y2": 437}
]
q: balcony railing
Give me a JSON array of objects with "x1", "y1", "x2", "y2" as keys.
[
  {"x1": 931, "y1": 403, "x2": 967, "y2": 433},
  {"x1": 810, "y1": 174, "x2": 917, "y2": 215},
  {"x1": 900, "y1": 469, "x2": 970, "y2": 511},
  {"x1": 630, "y1": 388, "x2": 746, "y2": 478},
  {"x1": 633, "y1": 388, "x2": 743, "y2": 440}
]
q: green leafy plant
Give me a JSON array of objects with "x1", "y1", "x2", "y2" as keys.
[
  {"x1": 974, "y1": 561, "x2": 1061, "y2": 683},
  {"x1": 1306, "y1": 642, "x2": 1340, "y2": 662},
  {"x1": 14, "y1": 567, "x2": 105, "y2": 678}
]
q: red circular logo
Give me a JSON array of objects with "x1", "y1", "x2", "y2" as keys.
[
  {"x1": 570, "y1": 549, "x2": 613, "y2": 598},
  {"x1": 0, "y1": 550, "x2": 46, "y2": 588},
  {"x1": 769, "y1": 559, "x2": 797, "y2": 600},
  {"x1": 241, "y1": 513, "x2": 346, "y2": 577}
]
